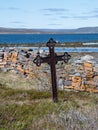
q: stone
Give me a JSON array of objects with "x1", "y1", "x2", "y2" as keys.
[{"x1": 58, "y1": 77, "x2": 64, "y2": 90}]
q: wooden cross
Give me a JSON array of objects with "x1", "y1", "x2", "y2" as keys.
[{"x1": 33, "y1": 38, "x2": 71, "y2": 103}]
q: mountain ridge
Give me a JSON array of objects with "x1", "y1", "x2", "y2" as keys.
[{"x1": 0, "y1": 27, "x2": 98, "y2": 34}]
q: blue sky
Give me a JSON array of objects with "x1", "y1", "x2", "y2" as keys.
[{"x1": 0, "y1": 0, "x2": 98, "y2": 29}]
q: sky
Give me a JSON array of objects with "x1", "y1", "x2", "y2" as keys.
[{"x1": 0, "y1": 0, "x2": 98, "y2": 29}]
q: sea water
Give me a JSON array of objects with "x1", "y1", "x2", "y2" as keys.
[
  {"x1": 0, "y1": 33, "x2": 98, "y2": 52},
  {"x1": 0, "y1": 33, "x2": 98, "y2": 44}
]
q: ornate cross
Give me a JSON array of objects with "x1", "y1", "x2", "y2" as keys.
[{"x1": 33, "y1": 38, "x2": 71, "y2": 103}]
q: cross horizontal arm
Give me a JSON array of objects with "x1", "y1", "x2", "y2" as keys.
[
  {"x1": 56, "y1": 52, "x2": 71, "y2": 63},
  {"x1": 33, "y1": 55, "x2": 50, "y2": 66},
  {"x1": 40, "y1": 56, "x2": 50, "y2": 64},
  {"x1": 33, "y1": 55, "x2": 42, "y2": 66}
]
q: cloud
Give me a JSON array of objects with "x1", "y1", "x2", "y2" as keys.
[
  {"x1": 42, "y1": 8, "x2": 68, "y2": 12},
  {"x1": 61, "y1": 16, "x2": 70, "y2": 19},
  {"x1": 41, "y1": 8, "x2": 68, "y2": 15},
  {"x1": 9, "y1": 21, "x2": 27, "y2": 28},
  {"x1": 59, "y1": 8, "x2": 98, "y2": 20},
  {"x1": 43, "y1": 13, "x2": 52, "y2": 16},
  {"x1": 41, "y1": 8, "x2": 69, "y2": 17},
  {"x1": 8, "y1": 7, "x2": 20, "y2": 10},
  {"x1": 8, "y1": 7, "x2": 32, "y2": 14},
  {"x1": 72, "y1": 15, "x2": 89, "y2": 20},
  {"x1": 48, "y1": 23, "x2": 61, "y2": 26},
  {"x1": 10, "y1": 21, "x2": 23, "y2": 24},
  {"x1": 61, "y1": 14, "x2": 98, "y2": 20},
  {"x1": 93, "y1": 14, "x2": 98, "y2": 17},
  {"x1": 43, "y1": 8, "x2": 98, "y2": 20},
  {"x1": 73, "y1": 14, "x2": 98, "y2": 19},
  {"x1": 90, "y1": 8, "x2": 98, "y2": 14},
  {"x1": 82, "y1": 8, "x2": 98, "y2": 18}
]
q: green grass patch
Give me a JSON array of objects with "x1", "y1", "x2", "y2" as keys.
[
  {"x1": 0, "y1": 86, "x2": 51, "y2": 101},
  {"x1": 0, "y1": 87, "x2": 98, "y2": 130}
]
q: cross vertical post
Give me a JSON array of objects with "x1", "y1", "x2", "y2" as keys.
[
  {"x1": 33, "y1": 38, "x2": 71, "y2": 103},
  {"x1": 47, "y1": 39, "x2": 58, "y2": 102}
]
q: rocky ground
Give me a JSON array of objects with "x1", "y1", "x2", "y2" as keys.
[
  {"x1": 0, "y1": 47, "x2": 98, "y2": 130},
  {"x1": 0, "y1": 46, "x2": 98, "y2": 90}
]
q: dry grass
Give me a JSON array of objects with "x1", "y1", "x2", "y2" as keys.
[
  {"x1": 0, "y1": 71, "x2": 45, "y2": 90},
  {"x1": 0, "y1": 72, "x2": 98, "y2": 130}
]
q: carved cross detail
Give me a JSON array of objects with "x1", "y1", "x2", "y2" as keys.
[{"x1": 33, "y1": 38, "x2": 71, "y2": 102}]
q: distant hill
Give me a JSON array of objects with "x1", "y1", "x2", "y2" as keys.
[{"x1": 0, "y1": 27, "x2": 98, "y2": 34}]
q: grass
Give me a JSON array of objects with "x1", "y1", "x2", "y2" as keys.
[
  {"x1": 0, "y1": 72, "x2": 98, "y2": 130},
  {"x1": 0, "y1": 86, "x2": 51, "y2": 101},
  {"x1": 0, "y1": 85, "x2": 98, "y2": 130}
]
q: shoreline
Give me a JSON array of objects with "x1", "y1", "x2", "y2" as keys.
[{"x1": 0, "y1": 42, "x2": 98, "y2": 47}]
